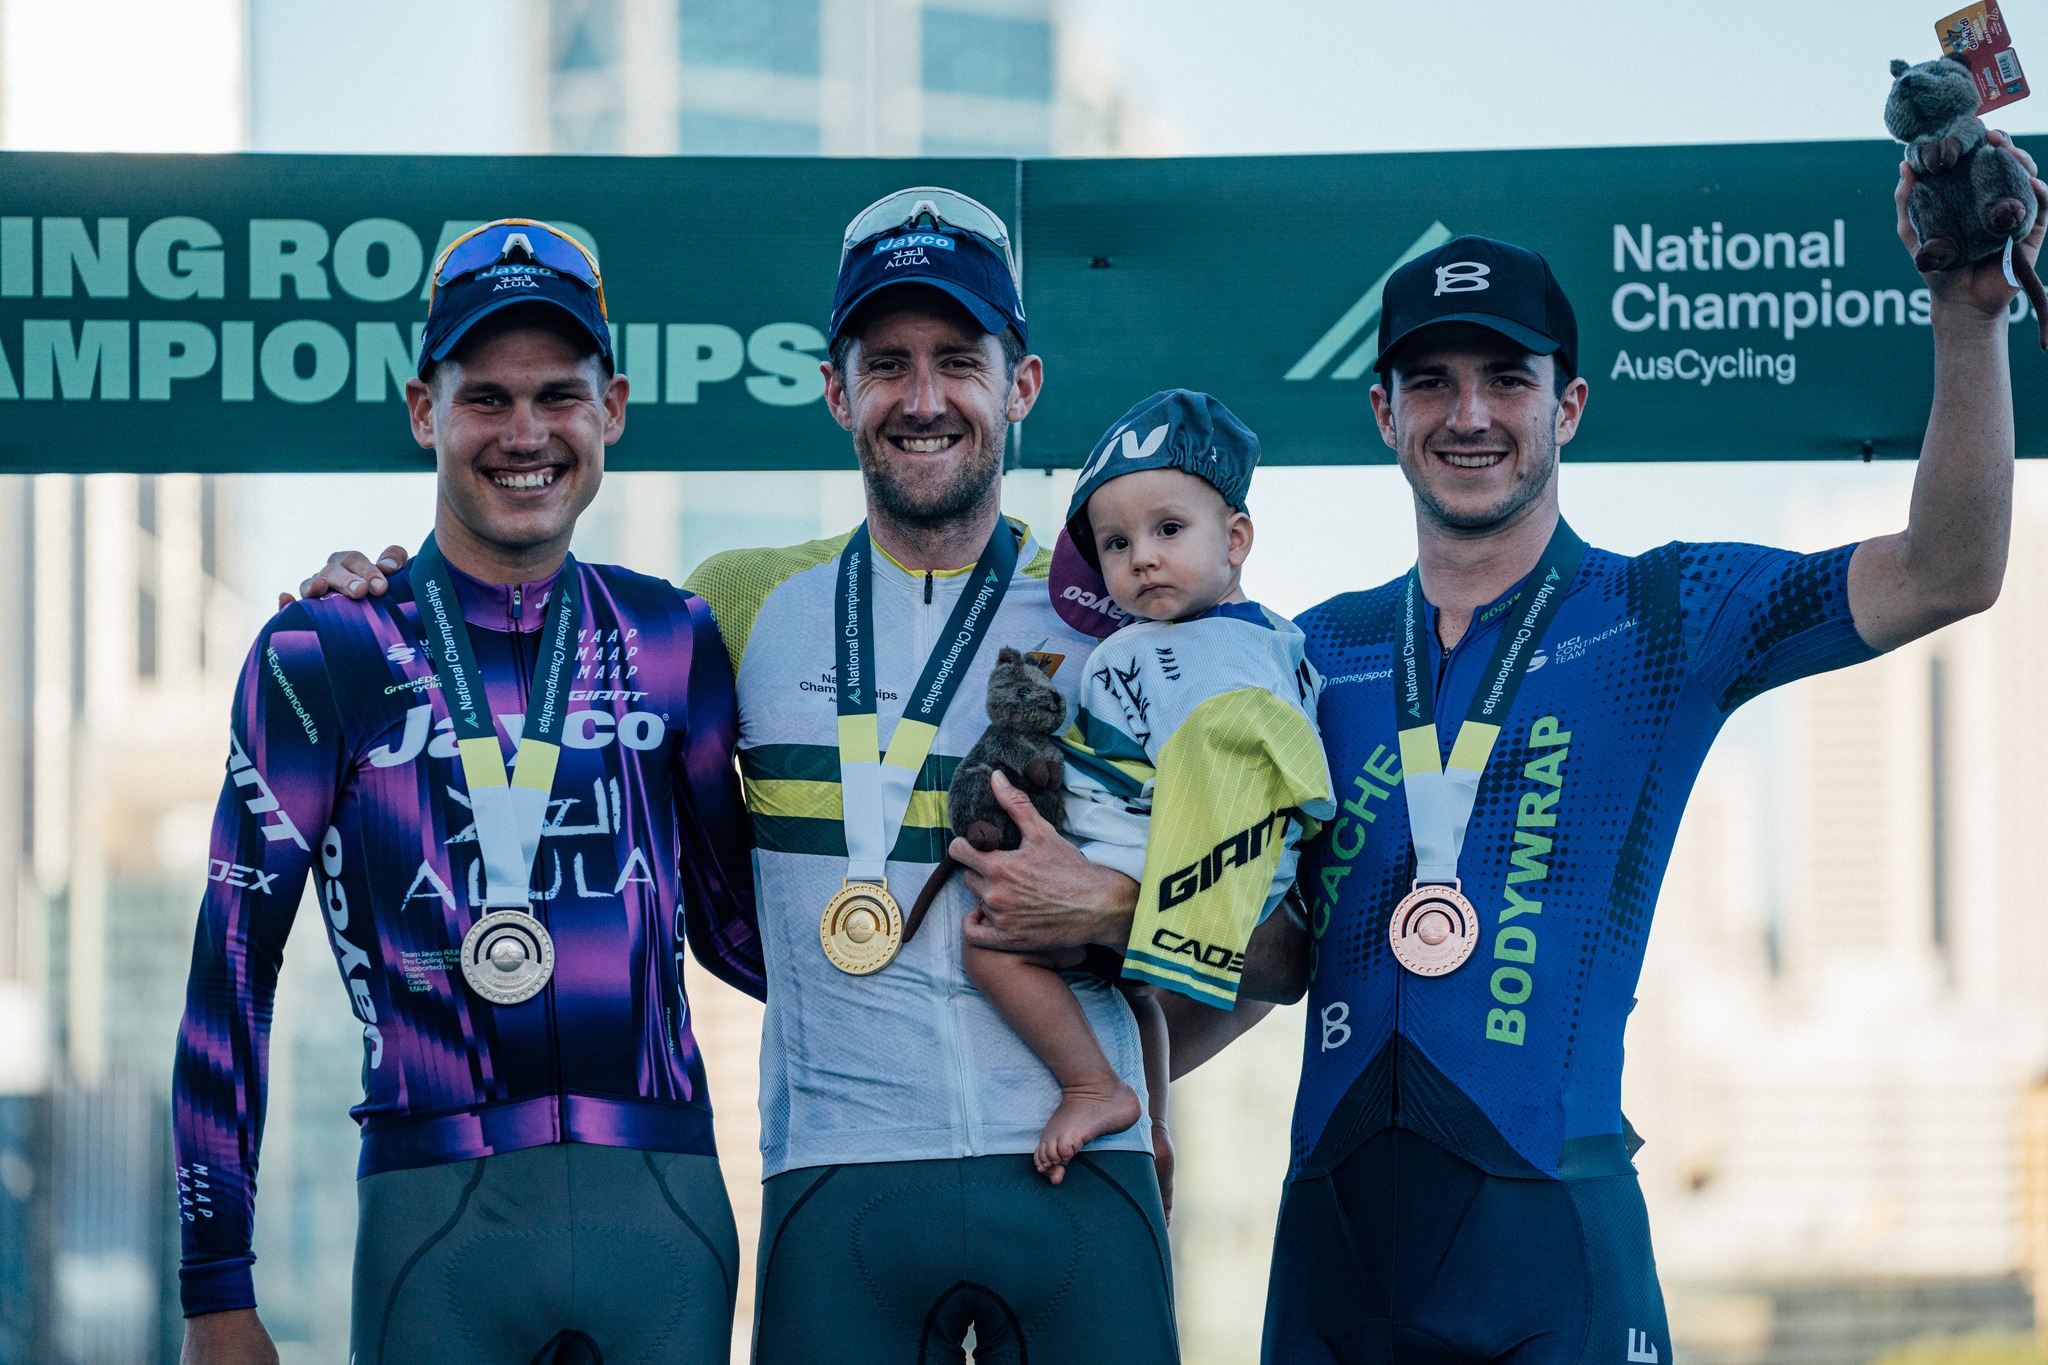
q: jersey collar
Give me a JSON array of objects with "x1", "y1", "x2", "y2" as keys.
[
  {"x1": 1420, "y1": 547, "x2": 1592, "y2": 644},
  {"x1": 867, "y1": 517, "x2": 1036, "y2": 585},
  {"x1": 1186, "y1": 599, "x2": 1275, "y2": 629},
  {"x1": 434, "y1": 555, "x2": 565, "y2": 634}
]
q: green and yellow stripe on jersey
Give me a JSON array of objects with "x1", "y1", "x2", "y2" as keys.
[{"x1": 834, "y1": 520, "x2": 1018, "y2": 882}]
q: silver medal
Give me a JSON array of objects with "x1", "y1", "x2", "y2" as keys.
[{"x1": 460, "y1": 910, "x2": 556, "y2": 1005}]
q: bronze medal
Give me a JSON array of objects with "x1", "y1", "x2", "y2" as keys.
[
  {"x1": 1387, "y1": 881, "x2": 1479, "y2": 977},
  {"x1": 1388, "y1": 527, "x2": 1585, "y2": 983},
  {"x1": 460, "y1": 910, "x2": 557, "y2": 1005},
  {"x1": 820, "y1": 880, "x2": 905, "y2": 975}
]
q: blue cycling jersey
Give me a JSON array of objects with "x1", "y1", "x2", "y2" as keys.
[{"x1": 1291, "y1": 539, "x2": 1873, "y2": 1181}]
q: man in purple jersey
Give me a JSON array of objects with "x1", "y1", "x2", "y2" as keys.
[{"x1": 174, "y1": 220, "x2": 763, "y2": 1365}]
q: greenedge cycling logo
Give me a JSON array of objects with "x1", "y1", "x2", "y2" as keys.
[{"x1": 0, "y1": 215, "x2": 826, "y2": 408}]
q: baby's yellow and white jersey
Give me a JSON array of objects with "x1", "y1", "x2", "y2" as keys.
[
  {"x1": 1062, "y1": 602, "x2": 1337, "y2": 1009},
  {"x1": 685, "y1": 520, "x2": 1151, "y2": 1178}
]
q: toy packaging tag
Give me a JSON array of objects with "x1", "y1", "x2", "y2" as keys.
[{"x1": 1937, "y1": 0, "x2": 2030, "y2": 111}]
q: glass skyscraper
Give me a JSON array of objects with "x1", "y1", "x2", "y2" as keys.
[{"x1": 551, "y1": 0, "x2": 1061, "y2": 157}]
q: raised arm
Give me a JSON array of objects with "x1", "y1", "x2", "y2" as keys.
[{"x1": 1848, "y1": 134, "x2": 2047, "y2": 652}]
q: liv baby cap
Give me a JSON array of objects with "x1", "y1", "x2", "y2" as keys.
[{"x1": 1063, "y1": 389, "x2": 1261, "y2": 570}]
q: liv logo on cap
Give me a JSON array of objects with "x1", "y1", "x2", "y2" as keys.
[{"x1": 1053, "y1": 389, "x2": 1263, "y2": 638}]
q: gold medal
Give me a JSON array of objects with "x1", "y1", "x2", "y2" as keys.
[
  {"x1": 820, "y1": 880, "x2": 905, "y2": 975},
  {"x1": 1388, "y1": 880, "x2": 1479, "y2": 977}
]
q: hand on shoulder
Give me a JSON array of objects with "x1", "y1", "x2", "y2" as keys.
[{"x1": 274, "y1": 545, "x2": 412, "y2": 612}]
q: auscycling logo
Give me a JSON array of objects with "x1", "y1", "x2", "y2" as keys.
[{"x1": 1283, "y1": 222, "x2": 1453, "y2": 382}]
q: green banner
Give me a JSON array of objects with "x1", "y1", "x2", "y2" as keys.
[
  {"x1": 0, "y1": 152, "x2": 1015, "y2": 473},
  {"x1": 0, "y1": 140, "x2": 2041, "y2": 473},
  {"x1": 1019, "y1": 138, "x2": 2047, "y2": 466}
]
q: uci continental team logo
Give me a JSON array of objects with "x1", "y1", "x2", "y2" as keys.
[{"x1": 1283, "y1": 221, "x2": 1455, "y2": 382}]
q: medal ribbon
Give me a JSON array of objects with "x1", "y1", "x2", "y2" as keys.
[
  {"x1": 1396, "y1": 521, "x2": 1585, "y2": 883},
  {"x1": 835, "y1": 520, "x2": 1018, "y2": 881},
  {"x1": 413, "y1": 534, "x2": 582, "y2": 908}
]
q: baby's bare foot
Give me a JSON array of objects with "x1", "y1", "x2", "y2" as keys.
[{"x1": 1034, "y1": 1080, "x2": 1142, "y2": 1185}]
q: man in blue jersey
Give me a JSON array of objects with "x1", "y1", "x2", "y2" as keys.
[{"x1": 1214, "y1": 145, "x2": 2045, "y2": 1362}]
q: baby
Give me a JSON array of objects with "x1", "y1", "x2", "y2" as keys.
[{"x1": 962, "y1": 389, "x2": 1336, "y2": 1205}]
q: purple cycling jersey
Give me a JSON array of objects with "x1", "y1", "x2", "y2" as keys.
[{"x1": 171, "y1": 557, "x2": 763, "y2": 1317}]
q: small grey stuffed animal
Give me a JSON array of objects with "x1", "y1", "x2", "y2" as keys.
[
  {"x1": 902, "y1": 647, "x2": 1068, "y2": 939},
  {"x1": 1885, "y1": 53, "x2": 2047, "y2": 346}
]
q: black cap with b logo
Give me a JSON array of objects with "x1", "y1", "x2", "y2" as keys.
[{"x1": 1374, "y1": 234, "x2": 1578, "y2": 380}]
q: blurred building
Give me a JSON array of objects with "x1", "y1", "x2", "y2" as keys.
[
  {"x1": 548, "y1": 0, "x2": 1172, "y2": 157},
  {"x1": 0, "y1": 474, "x2": 244, "y2": 1364},
  {"x1": 1627, "y1": 477, "x2": 2048, "y2": 1364}
]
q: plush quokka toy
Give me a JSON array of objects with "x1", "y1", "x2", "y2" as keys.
[
  {"x1": 904, "y1": 648, "x2": 1068, "y2": 935},
  {"x1": 1885, "y1": 54, "x2": 2048, "y2": 346}
]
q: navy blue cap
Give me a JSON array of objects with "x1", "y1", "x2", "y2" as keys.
[
  {"x1": 1376, "y1": 235, "x2": 1577, "y2": 379},
  {"x1": 829, "y1": 229, "x2": 1026, "y2": 348},
  {"x1": 1063, "y1": 390, "x2": 1260, "y2": 567},
  {"x1": 420, "y1": 258, "x2": 612, "y2": 378}
]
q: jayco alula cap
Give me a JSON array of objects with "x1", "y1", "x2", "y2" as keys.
[
  {"x1": 829, "y1": 228, "x2": 1026, "y2": 348},
  {"x1": 421, "y1": 246, "x2": 612, "y2": 378}
]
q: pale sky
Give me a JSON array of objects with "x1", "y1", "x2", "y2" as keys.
[
  {"x1": 1072, "y1": 0, "x2": 2048, "y2": 154},
  {"x1": 14, "y1": 1, "x2": 2047, "y2": 154}
]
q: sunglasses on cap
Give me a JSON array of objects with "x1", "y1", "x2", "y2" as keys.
[
  {"x1": 429, "y1": 219, "x2": 608, "y2": 317},
  {"x1": 840, "y1": 187, "x2": 1017, "y2": 281}
]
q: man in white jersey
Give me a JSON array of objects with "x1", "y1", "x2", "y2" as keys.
[{"x1": 303, "y1": 188, "x2": 1185, "y2": 1363}]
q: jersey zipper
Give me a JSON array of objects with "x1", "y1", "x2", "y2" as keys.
[
  {"x1": 508, "y1": 585, "x2": 565, "y2": 1142},
  {"x1": 924, "y1": 571, "x2": 934, "y2": 605},
  {"x1": 1394, "y1": 611, "x2": 1471, "y2": 1131}
]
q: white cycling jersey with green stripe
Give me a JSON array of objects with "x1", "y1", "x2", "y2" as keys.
[{"x1": 686, "y1": 520, "x2": 1151, "y2": 1177}]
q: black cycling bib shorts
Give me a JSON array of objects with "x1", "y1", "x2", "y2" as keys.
[
  {"x1": 1264, "y1": 1128, "x2": 1670, "y2": 1365},
  {"x1": 753, "y1": 1152, "x2": 1177, "y2": 1364},
  {"x1": 351, "y1": 1141, "x2": 739, "y2": 1364}
]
